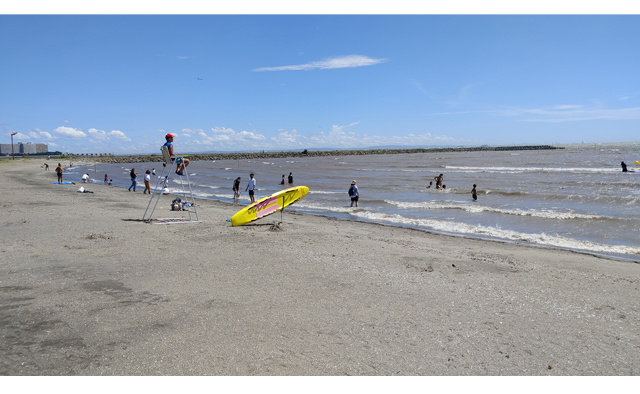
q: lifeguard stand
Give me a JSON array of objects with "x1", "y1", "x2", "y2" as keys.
[{"x1": 142, "y1": 146, "x2": 200, "y2": 224}]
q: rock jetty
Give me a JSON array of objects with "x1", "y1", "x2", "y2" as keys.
[{"x1": 77, "y1": 145, "x2": 563, "y2": 164}]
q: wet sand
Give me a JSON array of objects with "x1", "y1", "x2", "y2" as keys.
[{"x1": 1, "y1": 159, "x2": 639, "y2": 375}]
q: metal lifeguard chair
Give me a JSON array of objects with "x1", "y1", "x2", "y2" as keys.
[{"x1": 142, "y1": 146, "x2": 201, "y2": 224}]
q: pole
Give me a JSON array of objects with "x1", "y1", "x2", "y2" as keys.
[{"x1": 10, "y1": 132, "x2": 17, "y2": 160}]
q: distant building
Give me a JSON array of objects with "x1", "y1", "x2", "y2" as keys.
[{"x1": 0, "y1": 142, "x2": 49, "y2": 155}]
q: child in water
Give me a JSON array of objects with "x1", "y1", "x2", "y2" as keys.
[{"x1": 472, "y1": 184, "x2": 477, "y2": 201}]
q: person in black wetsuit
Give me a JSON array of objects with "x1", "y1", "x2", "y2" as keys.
[{"x1": 621, "y1": 161, "x2": 628, "y2": 172}]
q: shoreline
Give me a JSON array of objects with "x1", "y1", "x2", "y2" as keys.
[
  {"x1": 72, "y1": 163, "x2": 638, "y2": 265},
  {"x1": 2, "y1": 159, "x2": 640, "y2": 375}
]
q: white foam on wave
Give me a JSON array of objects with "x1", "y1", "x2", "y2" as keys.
[
  {"x1": 446, "y1": 166, "x2": 620, "y2": 173},
  {"x1": 353, "y1": 211, "x2": 640, "y2": 256},
  {"x1": 311, "y1": 190, "x2": 343, "y2": 195},
  {"x1": 295, "y1": 201, "x2": 370, "y2": 214},
  {"x1": 194, "y1": 191, "x2": 251, "y2": 201},
  {"x1": 385, "y1": 200, "x2": 613, "y2": 220}
]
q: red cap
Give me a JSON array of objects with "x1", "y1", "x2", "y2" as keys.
[{"x1": 165, "y1": 133, "x2": 176, "y2": 139}]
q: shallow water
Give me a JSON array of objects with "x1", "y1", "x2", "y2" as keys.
[{"x1": 67, "y1": 142, "x2": 640, "y2": 261}]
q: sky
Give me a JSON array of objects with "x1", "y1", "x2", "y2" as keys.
[{"x1": 1, "y1": 6, "x2": 639, "y2": 154}]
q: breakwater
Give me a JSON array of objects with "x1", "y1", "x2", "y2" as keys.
[{"x1": 77, "y1": 145, "x2": 563, "y2": 164}]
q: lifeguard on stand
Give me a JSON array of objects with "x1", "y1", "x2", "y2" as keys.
[
  {"x1": 163, "y1": 133, "x2": 190, "y2": 175},
  {"x1": 142, "y1": 133, "x2": 200, "y2": 224}
]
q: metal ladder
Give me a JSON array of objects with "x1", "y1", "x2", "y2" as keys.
[{"x1": 142, "y1": 146, "x2": 201, "y2": 224}]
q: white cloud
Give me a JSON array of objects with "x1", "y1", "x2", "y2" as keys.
[
  {"x1": 253, "y1": 55, "x2": 387, "y2": 72},
  {"x1": 88, "y1": 128, "x2": 108, "y2": 140},
  {"x1": 53, "y1": 126, "x2": 87, "y2": 138},
  {"x1": 62, "y1": 120, "x2": 69, "y2": 123},
  {"x1": 271, "y1": 129, "x2": 305, "y2": 145},
  {"x1": 12, "y1": 132, "x2": 30, "y2": 140},
  {"x1": 211, "y1": 127, "x2": 235, "y2": 134},
  {"x1": 108, "y1": 130, "x2": 131, "y2": 141},
  {"x1": 35, "y1": 128, "x2": 53, "y2": 139}
]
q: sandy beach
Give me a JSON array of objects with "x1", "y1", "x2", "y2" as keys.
[{"x1": 1, "y1": 159, "x2": 639, "y2": 376}]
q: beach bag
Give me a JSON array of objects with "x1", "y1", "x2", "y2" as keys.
[{"x1": 348, "y1": 185, "x2": 355, "y2": 197}]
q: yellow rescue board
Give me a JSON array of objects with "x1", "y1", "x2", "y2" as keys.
[{"x1": 230, "y1": 186, "x2": 309, "y2": 226}]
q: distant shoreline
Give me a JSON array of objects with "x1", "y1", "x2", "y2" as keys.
[{"x1": 75, "y1": 144, "x2": 564, "y2": 164}]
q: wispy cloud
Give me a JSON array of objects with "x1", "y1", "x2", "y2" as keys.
[
  {"x1": 553, "y1": 105, "x2": 583, "y2": 110},
  {"x1": 253, "y1": 55, "x2": 386, "y2": 72},
  {"x1": 427, "y1": 103, "x2": 640, "y2": 123}
]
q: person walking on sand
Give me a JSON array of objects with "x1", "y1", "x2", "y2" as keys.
[
  {"x1": 233, "y1": 177, "x2": 241, "y2": 200},
  {"x1": 472, "y1": 184, "x2": 478, "y2": 201},
  {"x1": 55, "y1": 163, "x2": 63, "y2": 184},
  {"x1": 621, "y1": 161, "x2": 628, "y2": 172},
  {"x1": 288, "y1": 172, "x2": 294, "y2": 185},
  {"x1": 143, "y1": 170, "x2": 151, "y2": 194},
  {"x1": 349, "y1": 180, "x2": 359, "y2": 207},
  {"x1": 163, "y1": 133, "x2": 189, "y2": 176},
  {"x1": 128, "y1": 168, "x2": 137, "y2": 192},
  {"x1": 104, "y1": 174, "x2": 108, "y2": 185},
  {"x1": 245, "y1": 173, "x2": 256, "y2": 203}
]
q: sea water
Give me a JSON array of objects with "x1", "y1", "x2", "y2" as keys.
[{"x1": 69, "y1": 142, "x2": 640, "y2": 261}]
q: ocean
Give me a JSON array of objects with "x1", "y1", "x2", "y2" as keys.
[{"x1": 66, "y1": 142, "x2": 640, "y2": 262}]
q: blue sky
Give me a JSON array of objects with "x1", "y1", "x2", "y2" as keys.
[{"x1": 1, "y1": 11, "x2": 639, "y2": 154}]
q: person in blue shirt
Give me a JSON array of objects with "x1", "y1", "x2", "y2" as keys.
[{"x1": 163, "y1": 133, "x2": 190, "y2": 176}]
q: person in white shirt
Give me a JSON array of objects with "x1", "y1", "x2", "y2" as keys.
[
  {"x1": 245, "y1": 173, "x2": 256, "y2": 203},
  {"x1": 81, "y1": 173, "x2": 90, "y2": 183},
  {"x1": 143, "y1": 170, "x2": 152, "y2": 194}
]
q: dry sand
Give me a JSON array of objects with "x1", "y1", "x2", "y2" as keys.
[{"x1": 1, "y1": 159, "x2": 639, "y2": 375}]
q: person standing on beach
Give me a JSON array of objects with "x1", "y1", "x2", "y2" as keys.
[
  {"x1": 245, "y1": 173, "x2": 256, "y2": 203},
  {"x1": 163, "y1": 133, "x2": 189, "y2": 176},
  {"x1": 472, "y1": 184, "x2": 478, "y2": 201},
  {"x1": 152, "y1": 168, "x2": 156, "y2": 176},
  {"x1": 288, "y1": 172, "x2": 294, "y2": 185},
  {"x1": 349, "y1": 180, "x2": 359, "y2": 207},
  {"x1": 55, "y1": 163, "x2": 63, "y2": 184},
  {"x1": 143, "y1": 170, "x2": 152, "y2": 194},
  {"x1": 104, "y1": 174, "x2": 108, "y2": 185},
  {"x1": 434, "y1": 174, "x2": 444, "y2": 189},
  {"x1": 128, "y1": 168, "x2": 137, "y2": 192},
  {"x1": 233, "y1": 177, "x2": 241, "y2": 200},
  {"x1": 621, "y1": 161, "x2": 628, "y2": 172}
]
